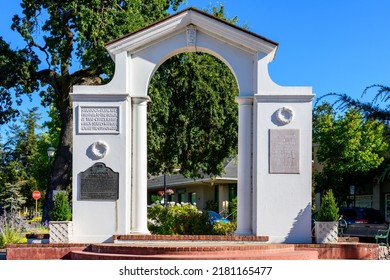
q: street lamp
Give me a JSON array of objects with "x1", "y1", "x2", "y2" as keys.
[
  {"x1": 47, "y1": 146, "x2": 55, "y2": 179},
  {"x1": 350, "y1": 185, "x2": 356, "y2": 207},
  {"x1": 163, "y1": 173, "x2": 167, "y2": 205}
]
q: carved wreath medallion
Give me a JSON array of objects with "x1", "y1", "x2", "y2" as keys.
[
  {"x1": 276, "y1": 107, "x2": 294, "y2": 125},
  {"x1": 91, "y1": 140, "x2": 109, "y2": 159}
]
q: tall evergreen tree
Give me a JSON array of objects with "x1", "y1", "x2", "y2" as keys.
[
  {"x1": 0, "y1": 108, "x2": 43, "y2": 211},
  {"x1": 0, "y1": 182, "x2": 26, "y2": 213}
]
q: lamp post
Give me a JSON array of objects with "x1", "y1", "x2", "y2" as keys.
[
  {"x1": 47, "y1": 146, "x2": 55, "y2": 179},
  {"x1": 163, "y1": 173, "x2": 167, "y2": 205},
  {"x1": 350, "y1": 185, "x2": 356, "y2": 207}
]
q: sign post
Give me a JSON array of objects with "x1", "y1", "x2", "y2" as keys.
[{"x1": 32, "y1": 191, "x2": 41, "y2": 216}]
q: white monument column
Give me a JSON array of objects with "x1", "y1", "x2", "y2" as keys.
[
  {"x1": 235, "y1": 97, "x2": 254, "y2": 236},
  {"x1": 130, "y1": 96, "x2": 151, "y2": 234}
]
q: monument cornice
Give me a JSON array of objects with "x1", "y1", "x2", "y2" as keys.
[
  {"x1": 70, "y1": 92, "x2": 130, "y2": 102},
  {"x1": 105, "y1": 7, "x2": 278, "y2": 57},
  {"x1": 255, "y1": 94, "x2": 315, "y2": 103}
]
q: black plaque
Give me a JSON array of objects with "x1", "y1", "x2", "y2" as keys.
[{"x1": 80, "y1": 162, "x2": 119, "y2": 200}]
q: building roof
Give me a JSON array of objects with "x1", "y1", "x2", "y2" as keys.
[{"x1": 148, "y1": 158, "x2": 238, "y2": 189}]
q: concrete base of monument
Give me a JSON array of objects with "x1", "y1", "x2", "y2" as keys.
[
  {"x1": 5, "y1": 235, "x2": 381, "y2": 260},
  {"x1": 6, "y1": 235, "x2": 383, "y2": 260},
  {"x1": 71, "y1": 235, "x2": 114, "y2": 243}
]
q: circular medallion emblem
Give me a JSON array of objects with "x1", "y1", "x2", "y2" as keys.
[
  {"x1": 276, "y1": 107, "x2": 294, "y2": 125},
  {"x1": 91, "y1": 141, "x2": 109, "y2": 159}
]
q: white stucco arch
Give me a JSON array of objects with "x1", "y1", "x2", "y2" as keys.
[
  {"x1": 127, "y1": 31, "x2": 256, "y2": 99},
  {"x1": 71, "y1": 7, "x2": 314, "y2": 243},
  {"x1": 147, "y1": 47, "x2": 241, "y2": 94}
]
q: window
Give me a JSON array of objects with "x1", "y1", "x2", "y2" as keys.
[
  {"x1": 177, "y1": 188, "x2": 186, "y2": 203},
  {"x1": 189, "y1": 192, "x2": 196, "y2": 204}
]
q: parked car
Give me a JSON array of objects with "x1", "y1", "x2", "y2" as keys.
[
  {"x1": 206, "y1": 210, "x2": 229, "y2": 225},
  {"x1": 339, "y1": 207, "x2": 386, "y2": 225},
  {"x1": 312, "y1": 207, "x2": 388, "y2": 240},
  {"x1": 338, "y1": 207, "x2": 388, "y2": 240}
]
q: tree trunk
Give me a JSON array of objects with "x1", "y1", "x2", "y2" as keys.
[{"x1": 42, "y1": 93, "x2": 73, "y2": 223}]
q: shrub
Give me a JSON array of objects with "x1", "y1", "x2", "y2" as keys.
[
  {"x1": 228, "y1": 197, "x2": 237, "y2": 222},
  {"x1": 0, "y1": 226, "x2": 26, "y2": 247},
  {"x1": 317, "y1": 189, "x2": 339, "y2": 221},
  {"x1": 50, "y1": 191, "x2": 72, "y2": 221},
  {"x1": 148, "y1": 202, "x2": 212, "y2": 235},
  {"x1": 29, "y1": 216, "x2": 42, "y2": 223},
  {"x1": 148, "y1": 202, "x2": 237, "y2": 235},
  {"x1": 23, "y1": 215, "x2": 49, "y2": 235},
  {"x1": 211, "y1": 221, "x2": 237, "y2": 235},
  {"x1": 205, "y1": 200, "x2": 219, "y2": 212},
  {"x1": 0, "y1": 211, "x2": 29, "y2": 248}
]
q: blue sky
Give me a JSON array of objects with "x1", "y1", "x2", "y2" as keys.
[
  {"x1": 180, "y1": 0, "x2": 390, "y2": 103},
  {"x1": 1, "y1": 0, "x2": 389, "y2": 126}
]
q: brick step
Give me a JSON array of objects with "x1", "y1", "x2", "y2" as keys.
[
  {"x1": 70, "y1": 249, "x2": 318, "y2": 260},
  {"x1": 69, "y1": 243, "x2": 319, "y2": 260},
  {"x1": 113, "y1": 234, "x2": 269, "y2": 242},
  {"x1": 89, "y1": 243, "x2": 296, "y2": 255}
]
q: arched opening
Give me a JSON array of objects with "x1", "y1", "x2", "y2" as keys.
[
  {"x1": 147, "y1": 51, "x2": 239, "y2": 213},
  {"x1": 71, "y1": 8, "x2": 313, "y2": 243}
]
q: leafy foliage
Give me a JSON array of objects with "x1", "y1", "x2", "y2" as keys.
[
  {"x1": 1, "y1": 2, "x2": 242, "y2": 220},
  {"x1": 49, "y1": 191, "x2": 71, "y2": 221},
  {"x1": 148, "y1": 202, "x2": 210, "y2": 235},
  {"x1": 210, "y1": 220, "x2": 237, "y2": 235},
  {"x1": 319, "y1": 85, "x2": 390, "y2": 123},
  {"x1": 0, "y1": 108, "x2": 50, "y2": 212},
  {"x1": 317, "y1": 190, "x2": 339, "y2": 222},
  {"x1": 0, "y1": 183, "x2": 26, "y2": 213},
  {"x1": 313, "y1": 102, "x2": 388, "y2": 200},
  {"x1": 0, "y1": 210, "x2": 29, "y2": 247},
  {"x1": 148, "y1": 52, "x2": 238, "y2": 178},
  {"x1": 147, "y1": 202, "x2": 236, "y2": 235},
  {"x1": 0, "y1": 0, "x2": 185, "y2": 221}
]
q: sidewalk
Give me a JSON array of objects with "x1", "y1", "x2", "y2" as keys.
[{"x1": 379, "y1": 246, "x2": 390, "y2": 260}]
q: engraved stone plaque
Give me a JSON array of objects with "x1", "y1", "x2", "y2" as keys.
[
  {"x1": 80, "y1": 163, "x2": 119, "y2": 200},
  {"x1": 269, "y1": 129, "x2": 300, "y2": 174},
  {"x1": 79, "y1": 106, "x2": 119, "y2": 134}
]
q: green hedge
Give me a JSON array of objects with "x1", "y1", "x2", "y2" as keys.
[{"x1": 147, "y1": 202, "x2": 236, "y2": 235}]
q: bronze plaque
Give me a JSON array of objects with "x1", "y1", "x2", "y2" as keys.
[{"x1": 80, "y1": 162, "x2": 119, "y2": 200}]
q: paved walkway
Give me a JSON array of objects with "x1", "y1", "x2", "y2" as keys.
[{"x1": 379, "y1": 246, "x2": 390, "y2": 260}]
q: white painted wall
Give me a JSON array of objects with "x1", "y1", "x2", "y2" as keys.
[{"x1": 70, "y1": 94, "x2": 132, "y2": 243}]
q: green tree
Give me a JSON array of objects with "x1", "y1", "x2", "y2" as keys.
[
  {"x1": 0, "y1": 182, "x2": 26, "y2": 213},
  {"x1": 0, "y1": 0, "x2": 184, "y2": 222},
  {"x1": 321, "y1": 85, "x2": 390, "y2": 123},
  {"x1": 319, "y1": 85, "x2": 390, "y2": 182},
  {"x1": 148, "y1": 52, "x2": 238, "y2": 178},
  {"x1": 313, "y1": 102, "x2": 388, "y2": 203},
  {"x1": 0, "y1": 108, "x2": 46, "y2": 212}
]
